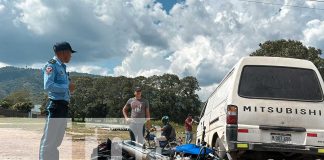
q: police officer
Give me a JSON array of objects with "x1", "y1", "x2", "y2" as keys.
[{"x1": 39, "y1": 41, "x2": 76, "y2": 160}]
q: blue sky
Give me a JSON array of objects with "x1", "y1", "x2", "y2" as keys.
[
  {"x1": 156, "y1": 0, "x2": 184, "y2": 12},
  {"x1": 0, "y1": 0, "x2": 324, "y2": 100}
]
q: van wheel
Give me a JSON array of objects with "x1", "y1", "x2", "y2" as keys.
[
  {"x1": 228, "y1": 151, "x2": 238, "y2": 160},
  {"x1": 215, "y1": 138, "x2": 226, "y2": 159}
]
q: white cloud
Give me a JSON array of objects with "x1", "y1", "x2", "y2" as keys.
[
  {"x1": 0, "y1": 4, "x2": 5, "y2": 13},
  {"x1": 167, "y1": 36, "x2": 210, "y2": 77},
  {"x1": 20, "y1": 62, "x2": 110, "y2": 76},
  {"x1": 196, "y1": 83, "x2": 219, "y2": 102},
  {"x1": 111, "y1": 0, "x2": 324, "y2": 100},
  {"x1": 14, "y1": 0, "x2": 53, "y2": 35},
  {"x1": 302, "y1": 19, "x2": 324, "y2": 47},
  {"x1": 68, "y1": 65, "x2": 110, "y2": 76},
  {"x1": 1, "y1": 0, "x2": 324, "y2": 101},
  {"x1": 0, "y1": 62, "x2": 9, "y2": 68},
  {"x1": 28, "y1": 63, "x2": 45, "y2": 69},
  {"x1": 113, "y1": 42, "x2": 170, "y2": 77}
]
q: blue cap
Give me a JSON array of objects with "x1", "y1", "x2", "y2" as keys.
[{"x1": 53, "y1": 41, "x2": 76, "y2": 53}]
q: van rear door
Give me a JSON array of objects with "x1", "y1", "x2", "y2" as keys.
[{"x1": 236, "y1": 66, "x2": 324, "y2": 146}]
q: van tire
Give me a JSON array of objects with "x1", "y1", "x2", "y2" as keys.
[
  {"x1": 227, "y1": 152, "x2": 237, "y2": 160},
  {"x1": 215, "y1": 138, "x2": 226, "y2": 159}
]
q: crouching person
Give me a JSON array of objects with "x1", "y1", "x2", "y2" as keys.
[{"x1": 154, "y1": 116, "x2": 174, "y2": 147}]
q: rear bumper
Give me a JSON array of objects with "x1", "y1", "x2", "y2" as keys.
[{"x1": 228, "y1": 141, "x2": 324, "y2": 155}]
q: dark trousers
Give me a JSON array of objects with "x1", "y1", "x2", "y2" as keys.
[{"x1": 39, "y1": 100, "x2": 68, "y2": 160}]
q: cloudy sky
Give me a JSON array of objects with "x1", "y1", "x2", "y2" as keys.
[{"x1": 0, "y1": 0, "x2": 324, "y2": 101}]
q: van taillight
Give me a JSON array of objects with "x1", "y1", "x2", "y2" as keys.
[
  {"x1": 307, "y1": 133, "x2": 317, "y2": 137},
  {"x1": 238, "y1": 129, "x2": 248, "y2": 133},
  {"x1": 227, "y1": 105, "x2": 238, "y2": 124}
]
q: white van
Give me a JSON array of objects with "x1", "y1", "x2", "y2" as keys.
[{"x1": 196, "y1": 57, "x2": 324, "y2": 159}]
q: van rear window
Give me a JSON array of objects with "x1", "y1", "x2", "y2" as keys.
[{"x1": 238, "y1": 66, "x2": 323, "y2": 101}]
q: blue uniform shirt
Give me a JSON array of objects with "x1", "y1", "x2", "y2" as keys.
[{"x1": 43, "y1": 56, "x2": 70, "y2": 102}]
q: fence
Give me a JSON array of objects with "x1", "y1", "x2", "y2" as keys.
[{"x1": 0, "y1": 107, "x2": 29, "y2": 117}]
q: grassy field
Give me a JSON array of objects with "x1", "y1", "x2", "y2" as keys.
[
  {"x1": 0, "y1": 117, "x2": 45, "y2": 131},
  {"x1": 0, "y1": 118, "x2": 198, "y2": 144},
  {"x1": 66, "y1": 120, "x2": 198, "y2": 144}
]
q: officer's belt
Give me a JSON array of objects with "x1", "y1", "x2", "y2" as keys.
[{"x1": 49, "y1": 99, "x2": 69, "y2": 105}]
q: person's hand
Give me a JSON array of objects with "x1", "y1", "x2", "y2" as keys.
[
  {"x1": 149, "y1": 127, "x2": 156, "y2": 132},
  {"x1": 125, "y1": 118, "x2": 133, "y2": 123},
  {"x1": 69, "y1": 82, "x2": 75, "y2": 93}
]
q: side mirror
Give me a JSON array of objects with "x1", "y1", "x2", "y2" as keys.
[{"x1": 193, "y1": 116, "x2": 200, "y2": 123}]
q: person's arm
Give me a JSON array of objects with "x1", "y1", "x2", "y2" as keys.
[
  {"x1": 123, "y1": 102, "x2": 130, "y2": 122},
  {"x1": 189, "y1": 119, "x2": 193, "y2": 125},
  {"x1": 68, "y1": 73, "x2": 75, "y2": 93},
  {"x1": 185, "y1": 118, "x2": 190, "y2": 126},
  {"x1": 185, "y1": 118, "x2": 193, "y2": 125},
  {"x1": 44, "y1": 65, "x2": 68, "y2": 93},
  {"x1": 160, "y1": 125, "x2": 167, "y2": 131},
  {"x1": 145, "y1": 105, "x2": 151, "y2": 129}
]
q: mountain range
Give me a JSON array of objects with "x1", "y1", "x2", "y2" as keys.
[{"x1": 0, "y1": 66, "x2": 96, "y2": 104}]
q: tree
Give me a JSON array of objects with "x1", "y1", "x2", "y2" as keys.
[
  {"x1": 69, "y1": 77, "x2": 94, "y2": 121},
  {"x1": 3, "y1": 89, "x2": 33, "y2": 111},
  {"x1": 250, "y1": 39, "x2": 324, "y2": 78},
  {"x1": 69, "y1": 74, "x2": 202, "y2": 123},
  {"x1": 12, "y1": 102, "x2": 33, "y2": 112},
  {"x1": 0, "y1": 100, "x2": 11, "y2": 109},
  {"x1": 40, "y1": 93, "x2": 48, "y2": 115},
  {"x1": 174, "y1": 76, "x2": 201, "y2": 123},
  {"x1": 4, "y1": 90, "x2": 31, "y2": 104}
]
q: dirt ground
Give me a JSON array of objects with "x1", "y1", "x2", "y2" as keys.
[
  {"x1": 0, "y1": 118, "x2": 130, "y2": 160},
  {"x1": 0, "y1": 127, "x2": 102, "y2": 160},
  {"x1": 0, "y1": 118, "x2": 192, "y2": 160}
]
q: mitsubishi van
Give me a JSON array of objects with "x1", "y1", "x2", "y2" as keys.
[{"x1": 196, "y1": 57, "x2": 324, "y2": 159}]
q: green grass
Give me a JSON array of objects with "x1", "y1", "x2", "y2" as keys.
[
  {"x1": 66, "y1": 122, "x2": 130, "y2": 142},
  {"x1": 0, "y1": 117, "x2": 44, "y2": 123},
  {"x1": 0, "y1": 118, "x2": 198, "y2": 144},
  {"x1": 150, "y1": 120, "x2": 198, "y2": 143},
  {"x1": 0, "y1": 118, "x2": 45, "y2": 131},
  {"x1": 65, "y1": 120, "x2": 198, "y2": 143}
]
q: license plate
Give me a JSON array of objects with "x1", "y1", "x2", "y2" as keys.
[{"x1": 271, "y1": 133, "x2": 291, "y2": 143}]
